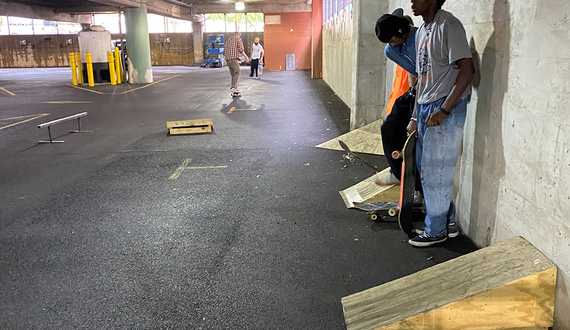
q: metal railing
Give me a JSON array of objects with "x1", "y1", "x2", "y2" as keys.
[{"x1": 38, "y1": 112, "x2": 90, "y2": 143}]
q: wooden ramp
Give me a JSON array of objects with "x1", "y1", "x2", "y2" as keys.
[
  {"x1": 317, "y1": 119, "x2": 384, "y2": 155},
  {"x1": 167, "y1": 119, "x2": 213, "y2": 135},
  {"x1": 341, "y1": 237, "x2": 557, "y2": 330},
  {"x1": 340, "y1": 168, "x2": 400, "y2": 208}
]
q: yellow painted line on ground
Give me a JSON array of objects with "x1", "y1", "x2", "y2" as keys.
[
  {"x1": 121, "y1": 75, "x2": 180, "y2": 94},
  {"x1": 0, "y1": 87, "x2": 15, "y2": 96},
  {"x1": 0, "y1": 113, "x2": 50, "y2": 131},
  {"x1": 185, "y1": 166, "x2": 228, "y2": 170},
  {"x1": 169, "y1": 158, "x2": 192, "y2": 180},
  {"x1": 68, "y1": 84, "x2": 105, "y2": 95},
  {"x1": 248, "y1": 87, "x2": 252, "y2": 90},
  {"x1": 43, "y1": 101, "x2": 94, "y2": 104},
  {"x1": 0, "y1": 114, "x2": 46, "y2": 121},
  {"x1": 227, "y1": 107, "x2": 236, "y2": 114}
]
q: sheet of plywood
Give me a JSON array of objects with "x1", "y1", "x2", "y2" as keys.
[
  {"x1": 317, "y1": 119, "x2": 384, "y2": 155},
  {"x1": 339, "y1": 168, "x2": 399, "y2": 208},
  {"x1": 341, "y1": 237, "x2": 557, "y2": 330}
]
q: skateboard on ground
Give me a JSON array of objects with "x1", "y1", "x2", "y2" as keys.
[
  {"x1": 392, "y1": 131, "x2": 422, "y2": 237},
  {"x1": 339, "y1": 140, "x2": 378, "y2": 172},
  {"x1": 231, "y1": 91, "x2": 241, "y2": 98},
  {"x1": 353, "y1": 201, "x2": 399, "y2": 221}
]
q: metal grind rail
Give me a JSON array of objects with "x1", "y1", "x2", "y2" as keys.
[{"x1": 38, "y1": 112, "x2": 91, "y2": 143}]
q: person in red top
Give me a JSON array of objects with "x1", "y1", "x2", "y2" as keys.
[{"x1": 223, "y1": 32, "x2": 249, "y2": 93}]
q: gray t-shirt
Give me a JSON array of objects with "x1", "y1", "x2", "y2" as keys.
[{"x1": 415, "y1": 10, "x2": 472, "y2": 104}]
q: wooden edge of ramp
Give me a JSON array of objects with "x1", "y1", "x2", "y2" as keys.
[
  {"x1": 341, "y1": 236, "x2": 557, "y2": 330},
  {"x1": 167, "y1": 119, "x2": 213, "y2": 135}
]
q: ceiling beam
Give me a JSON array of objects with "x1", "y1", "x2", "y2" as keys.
[
  {"x1": 54, "y1": 5, "x2": 120, "y2": 14},
  {"x1": 0, "y1": 0, "x2": 92, "y2": 23},
  {"x1": 194, "y1": 2, "x2": 312, "y2": 14},
  {"x1": 87, "y1": 0, "x2": 201, "y2": 21}
]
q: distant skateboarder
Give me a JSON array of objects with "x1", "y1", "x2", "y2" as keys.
[{"x1": 223, "y1": 32, "x2": 249, "y2": 95}]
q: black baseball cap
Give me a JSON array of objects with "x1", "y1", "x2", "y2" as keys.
[{"x1": 375, "y1": 8, "x2": 405, "y2": 43}]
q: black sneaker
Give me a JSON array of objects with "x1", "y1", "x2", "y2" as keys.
[
  {"x1": 414, "y1": 222, "x2": 459, "y2": 238},
  {"x1": 409, "y1": 231, "x2": 447, "y2": 247},
  {"x1": 448, "y1": 222, "x2": 459, "y2": 238}
]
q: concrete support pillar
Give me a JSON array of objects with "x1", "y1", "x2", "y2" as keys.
[
  {"x1": 124, "y1": 7, "x2": 153, "y2": 83},
  {"x1": 311, "y1": 0, "x2": 323, "y2": 79},
  {"x1": 192, "y1": 21, "x2": 204, "y2": 64},
  {"x1": 350, "y1": 0, "x2": 388, "y2": 130}
]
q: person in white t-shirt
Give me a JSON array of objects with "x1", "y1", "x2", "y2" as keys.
[{"x1": 250, "y1": 37, "x2": 264, "y2": 78}]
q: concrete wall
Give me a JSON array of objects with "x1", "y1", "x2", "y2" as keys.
[
  {"x1": 263, "y1": 12, "x2": 312, "y2": 71},
  {"x1": 351, "y1": 0, "x2": 388, "y2": 130},
  {"x1": 146, "y1": 34, "x2": 194, "y2": 66},
  {"x1": 0, "y1": 35, "x2": 79, "y2": 68},
  {"x1": 389, "y1": 0, "x2": 570, "y2": 327},
  {"x1": 322, "y1": 0, "x2": 388, "y2": 130},
  {"x1": 0, "y1": 33, "x2": 195, "y2": 68},
  {"x1": 322, "y1": 9, "x2": 355, "y2": 111}
]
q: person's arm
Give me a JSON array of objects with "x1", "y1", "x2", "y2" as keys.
[
  {"x1": 238, "y1": 39, "x2": 249, "y2": 62},
  {"x1": 426, "y1": 57, "x2": 474, "y2": 127}
]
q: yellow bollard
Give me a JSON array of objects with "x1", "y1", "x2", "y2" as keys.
[
  {"x1": 86, "y1": 53, "x2": 95, "y2": 87},
  {"x1": 114, "y1": 47, "x2": 123, "y2": 84},
  {"x1": 108, "y1": 52, "x2": 117, "y2": 86},
  {"x1": 70, "y1": 52, "x2": 78, "y2": 86},
  {"x1": 76, "y1": 52, "x2": 84, "y2": 84}
]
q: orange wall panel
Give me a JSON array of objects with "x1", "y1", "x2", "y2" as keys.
[{"x1": 263, "y1": 12, "x2": 312, "y2": 71}]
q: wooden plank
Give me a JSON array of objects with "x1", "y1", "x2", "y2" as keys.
[
  {"x1": 316, "y1": 119, "x2": 384, "y2": 155},
  {"x1": 166, "y1": 118, "x2": 213, "y2": 129},
  {"x1": 341, "y1": 237, "x2": 557, "y2": 330},
  {"x1": 169, "y1": 126, "x2": 212, "y2": 135},
  {"x1": 339, "y1": 168, "x2": 399, "y2": 208}
]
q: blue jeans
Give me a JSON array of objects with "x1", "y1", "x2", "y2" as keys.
[{"x1": 416, "y1": 97, "x2": 467, "y2": 236}]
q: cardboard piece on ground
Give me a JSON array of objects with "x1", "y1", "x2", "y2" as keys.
[
  {"x1": 317, "y1": 119, "x2": 384, "y2": 155},
  {"x1": 339, "y1": 168, "x2": 399, "y2": 208},
  {"x1": 341, "y1": 236, "x2": 557, "y2": 330}
]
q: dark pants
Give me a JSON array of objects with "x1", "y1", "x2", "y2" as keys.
[
  {"x1": 381, "y1": 88, "x2": 415, "y2": 180},
  {"x1": 250, "y1": 59, "x2": 259, "y2": 77}
]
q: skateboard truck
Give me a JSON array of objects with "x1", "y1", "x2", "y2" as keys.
[{"x1": 338, "y1": 140, "x2": 378, "y2": 172}]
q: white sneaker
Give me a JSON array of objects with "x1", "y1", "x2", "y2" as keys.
[{"x1": 375, "y1": 172, "x2": 401, "y2": 186}]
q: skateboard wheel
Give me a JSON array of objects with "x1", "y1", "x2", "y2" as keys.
[
  {"x1": 388, "y1": 208, "x2": 398, "y2": 217},
  {"x1": 349, "y1": 157, "x2": 355, "y2": 163},
  {"x1": 371, "y1": 214, "x2": 378, "y2": 221}
]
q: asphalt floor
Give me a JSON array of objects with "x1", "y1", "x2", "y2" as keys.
[{"x1": 0, "y1": 66, "x2": 477, "y2": 329}]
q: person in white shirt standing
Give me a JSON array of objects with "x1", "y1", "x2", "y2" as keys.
[{"x1": 250, "y1": 37, "x2": 264, "y2": 79}]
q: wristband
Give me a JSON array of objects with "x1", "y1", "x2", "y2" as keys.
[
  {"x1": 410, "y1": 117, "x2": 417, "y2": 122},
  {"x1": 439, "y1": 107, "x2": 451, "y2": 115}
]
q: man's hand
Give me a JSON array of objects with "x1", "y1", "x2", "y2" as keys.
[
  {"x1": 426, "y1": 110, "x2": 447, "y2": 127},
  {"x1": 407, "y1": 120, "x2": 418, "y2": 135}
]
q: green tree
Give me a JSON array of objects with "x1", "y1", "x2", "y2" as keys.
[{"x1": 207, "y1": 13, "x2": 263, "y2": 29}]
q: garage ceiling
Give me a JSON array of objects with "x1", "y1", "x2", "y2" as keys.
[{"x1": 1, "y1": 0, "x2": 312, "y2": 16}]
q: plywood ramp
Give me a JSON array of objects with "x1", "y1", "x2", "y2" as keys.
[
  {"x1": 167, "y1": 119, "x2": 213, "y2": 135},
  {"x1": 341, "y1": 237, "x2": 557, "y2": 330},
  {"x1": 317, "y1": 119, "x2": 384, "y2": 155},
  {"x1": 339, "y1": 168, "x2": 399, "y2": 208}
]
